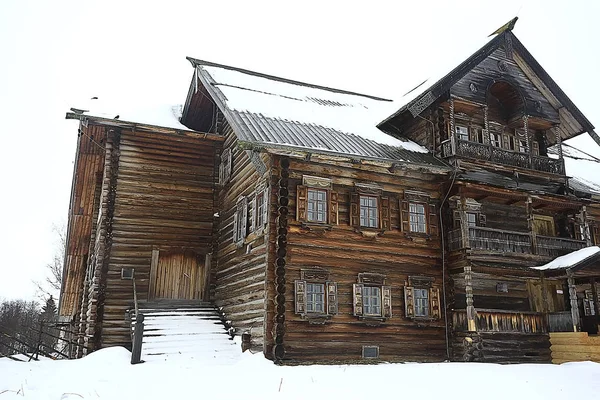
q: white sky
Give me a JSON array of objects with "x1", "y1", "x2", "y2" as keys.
[{"x1": 1, "y1": 0, "x2": 599, "y2": 301}]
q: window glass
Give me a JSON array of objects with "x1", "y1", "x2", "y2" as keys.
[
  {"x1": 409, "y1": 203, "x2": 427, "y2": 233},
  {"x1": 456, "y1": 126, "x2": 469, "y2": 141},
  {"x1": 255, "y1": 192, "x2": 265, "y2": 227},
  {"x1": 414, "y1": 288, "x2": 429, "y2": 317},
  {"x1": 363, "y1": 286, "x2": 381, "y2": 316},
  {"x1": 466, "y1": 212, "x2": 477, "y2": 227},
  {"x1": 235, "y1": 206, "x2": 245, "y2": 240},
  {"x1": 307, "y1": 189, "x2": 327, "y2": 223},
  {"x1": 306, "y1": 283, "x2": 325, "y2": 313},
  {"x1": 360, "y1": 195, "x2": 379, "y2": 228}
]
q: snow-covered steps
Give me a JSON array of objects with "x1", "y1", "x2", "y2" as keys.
[{"x1": 132, "y1": 300, "x2": 241, "y2": 364}]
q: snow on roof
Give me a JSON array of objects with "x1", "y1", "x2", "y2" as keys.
[
  {"x1": 69, "y1": 97, "x2": 191, "y2": 131},
  {"x1": 533, "y1": 246, "x2": 600, "y2": 270},
  {"x1": 201, "y1": 65, "x2": 428, "y2": 153},
  {"x1": 560, "y1": 135, "x2": 600, "y2": 194}
]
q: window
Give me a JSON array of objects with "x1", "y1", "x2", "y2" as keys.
[
  {"x1": 404, "y1": 277, "x2": 441, "y2": 320},
  {"x1": 251, "y1": 183, "x2": 269, "y2": 233},
  {"x1": 414, "y1": 288, "x2": 429, "y2": 317},
  {"x1": 360, "y1": 196, "x2": 378, "y2": 228},
  {"x1": 353, "y1": 273, "x2": 392, "y2": 320},
  {"x1": 518, "y1": 139, "x2": 528, "y2": 153},
  {"x1": 255, "y1": 192, "x2": 265, "y2": 227},
  {"x1": 409, "y1": 203, "x2": 427, "y2": 233},
  {"x1": 307, "y1": 188, "x2": 327, "y2": 223},
  {"x1": 295, "y1": 270, "x2": 338, "y2": 318},
  {"x1": 456, "y1": 125, "x2": 469, "y2": 141},
  {"x1": 400, "y1": 193, "x2": 437, "y2": 237},
  {"x1": 489, "y1": 131, "x2": 501, "y2": 147},
  {"x1": 363, "y1": 286, "x2": 382, "y2": 316},
  {"x1": 296, "y1": 177, "x2": 338, "y2": 226},
  {"x1": 232, "y1": 196, "x2": 248, "y2": 245},
  {"x1": 306, "y1": 283, "x2": 325, "y2": 313},
  {"x1": 466, "y1": 212, "x2": 477, "y2": 227},
  {"x1": 219, "y1": 148, "x2": 232, "y2": 185}
]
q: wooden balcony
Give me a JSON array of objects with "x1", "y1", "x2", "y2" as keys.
[
  {"x1": 442, "y1": 138, "x2": 565, "y2": 175},
  {"x1": 453, "y1": 309, "x2": 546, "y2": 333},
  {"x1": 448, "y1": 226, "x2": 586, "y2": 258}
]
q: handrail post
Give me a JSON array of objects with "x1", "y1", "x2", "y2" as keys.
[{"x1": 131, "y1": 313, "x2": 144, "y2": 364}]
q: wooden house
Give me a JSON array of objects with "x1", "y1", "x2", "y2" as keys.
[{"x1": 59, "y1": 28, "x2": 600, "y2": 364}]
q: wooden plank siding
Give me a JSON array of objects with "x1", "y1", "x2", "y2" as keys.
[
  {"x1": 60, "y1": 124, "x2": 107, "y2": 318},
  {"x1": 213, "y1": 121, "x2": 271, "y2": 352},
  {"x1": 278, "y1": 155, "x2": 448, "y2": 363},
  {"x1": 88, "y1": 127, "x2": 220, "y2": 349}
]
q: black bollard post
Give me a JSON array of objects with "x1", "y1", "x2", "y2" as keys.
[{"x1": 131, "y1": 313, "x2": 144, "y2": 364}]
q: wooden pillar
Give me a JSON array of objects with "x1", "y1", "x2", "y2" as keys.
[
  {"x1": 459, "y1": 192, "x2": 469, "y2": 249},
  {"x1": 579, "y1": 206, "x2": 592, "y2": 246},
  {"x1": 449, "y1": 98, "x2": 456, "y2": 154},
  {"x1": 526, "y1": 195, "x2": 537, "y2": 254},
  {"x1": 540, "y1": 273, "x2": 550, "y2": 331},
  {"x1": 554, "y1": 126, "x2": 563, "y2": 159},
  {"x1": 591, "y1": 278, "x2": 600, "y2": 331},
  {"x1": 464, "y1": 265, "x2": 476, "y2": 331},
  {"x1": 523, "y1": 115, "x2": 532, "y2": 168},
  {"x1": 483, "y1": 106, "x2": 490, "y2": 145},
  {"x1": 567, "y1": 269, "x2": 581, "y2": 332}
]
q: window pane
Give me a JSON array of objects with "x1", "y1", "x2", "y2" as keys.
[
  {"x1": 414, "y1": 288, "x2": 429, "y2": 317},
  {"x1": 307, "y1": 189, "x2": 327, "y2": 223},
  {"x1": 409, "y1": 202, "x2": 427, "y2": 233},
  {"x1": 360, "y1": 195, "x2": 378, "y2": 228},
  {"x1": 363, "y1": 286, "x2": 381, "y2": 316},
  {"x1": 306, "y1": 283, "x2": 325, "y2": 313}
]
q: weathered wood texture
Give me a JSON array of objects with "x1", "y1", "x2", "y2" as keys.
[
  {"x1": 213, "y1": 121, "x2": 271, "y2": 351},
  {"x1": 279, "y1": 156, "x2": 448, "y2": 363},
  {"x1": 452, "y1": 332, "x2": 551, "y2": 363},
  {"x1": 91, "y1": 128, "x2": 219, "y2": 348},
  {"x1": 550, "y1": 332, "x2": 600, "y2": 363},
  {"x1": 60, "y1": 124, "x2": 107, "y2": 318}
]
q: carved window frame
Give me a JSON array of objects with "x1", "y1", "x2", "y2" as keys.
[
  {"x1": 250, "y1": 181, "x2": 269, "y2": 235},
  {"x1": 294, "y1": 268, "x2": 338, "y2": 324},
  {"x1": 350, "y1": 183, "x2": 391, "y2": 234},
  {"x1": 232, "y1": 196, "x2": 248, "y2": 247},
  {"x1": 296, "y1": 176, "x2": 338, "y2": 228},
  {"x1": 404, "y1": 276, "x2": 441, "y2": 321},
  {"x1": 400, "y1": 191, "x2": 438, "y2": 238},
  {"x1": 219, "y1": 148, "x2": 232, "y2": 186},
  {"x1": 352, "y1": 273, "x2": 392, "y2": 323}
]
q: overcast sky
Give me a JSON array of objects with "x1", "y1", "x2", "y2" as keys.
[{"x1": 1, "y1": 0, "x2": 599, "y2": 302}]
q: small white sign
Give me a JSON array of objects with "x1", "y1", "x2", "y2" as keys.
[{"x1": 556, "y1": 289, "x2": 564, "y2": 294}]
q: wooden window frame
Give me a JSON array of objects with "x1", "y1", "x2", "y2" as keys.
[
  {"x1": 251, "y1": 182, "x2": 269, "y2": 234},
  {"x1": 409, "y1": 202, "x2": 427, "y2": 233},
  {"x1": 456, "y1": 125, "x2": 469, "y2": 141},
  {"x1": 296, "y1": 176, "x2": 338, "y2": 228},
  {"x1": 232, "y1": 196, "x2": 248, "y2": 246},
  {"x1": 400, "y1": 191, "x2": 438, "y2": 238},
  {"x1": 359, "y1": 195, "x2": 379, "y2": 229},
  {"x1": 294, "y1": 268, "x2": 338, "y2": 323},
  {"x1": 307, "y1": 188, "x2": 328, "y2": 223},
  {"x1": 404, "y1": 276, "x2": 441, "y2": 321},
  {"x1": 219, "y1": 148, "x2": 232, "y2": 185},
  {"x1": 353, "y1": 273, "x2": 392, "y2": 322}
]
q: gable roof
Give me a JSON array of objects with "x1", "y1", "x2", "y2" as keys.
[
  {"x1": 185, "y1": 58, "x2": 449, "y2": 168},
  {"x1": 378, "y1": 31, "x2": 599, "y2": 145}
]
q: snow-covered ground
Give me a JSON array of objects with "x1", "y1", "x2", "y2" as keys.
[{"x1": 2, "y1": 345, "x2": 600, "y2": 400}]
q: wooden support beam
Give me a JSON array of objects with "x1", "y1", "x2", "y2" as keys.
[
  {"x1": 464, "y1": 265, "x2": 476, "y2": 332},
  {"x1": 567, "y1": 270, "x2": 581, "y2": 332}
]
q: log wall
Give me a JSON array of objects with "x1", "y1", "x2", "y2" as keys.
[
  {"x1": 213, "y1": 121, "x2": 271, "y2": 351},
  {"x1": 279, "y1": 156, "x2": 448, "y2": 363},
  {"x1": 92, "y1": 127, "x2": 220, "y2": 348}
]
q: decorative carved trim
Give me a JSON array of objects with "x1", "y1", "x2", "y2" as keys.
[
  {"x1": 300, "y1": 268, "x2": 329, "y2": 281},
  {"x1": 408, "y1": 91, "x2": 434, "y2": 117},
  {"x1": 247, "y1": 150, "x2": 267, "y2": 176},
  {"x1": 354, "y1": 182, "x2": 383, "y2": 194},
  {"x1": 358, "y1": 273, "x2": 386, "y2": 285},
  {"x1": 408, "y1": 276, "x2": 434, "y2": 288},
  {"x1": 302, "y1": 175, "x2": 332, "y2": 188},
  {"x1": 404, "y1": 190, "x2": 430, "y2": 203}
]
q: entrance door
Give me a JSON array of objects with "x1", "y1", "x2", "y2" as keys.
[{"x1": 149, "y1": 250, "x2": 207, "y2": 300}]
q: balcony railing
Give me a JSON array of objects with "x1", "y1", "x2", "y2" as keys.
[
  {"x1": 448, "y1": 226, "x2": 586, "y2": 258},
  {"x1": 442, "y1": 138, "x2": 565, "y2": 175},
  {"x1": 453, "y1": 309, "x2": 546, "y2": 333}
]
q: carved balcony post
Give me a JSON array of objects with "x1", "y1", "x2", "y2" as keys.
[
  {"x1": 526, "y1": 195, "x2": 537, "y2": 254},
  {"x1": 579, "y1": 206, "x2": 592, "y2": 246},
  {"x1": 449, "y1": 98, "x2": 457, "y2": 155},
  {"x1": 464, "y1": 265, "x2": 476, "y2": 332},
  {"x1": 523, "y1": 114, "x2": 532, "y2": 168},
  {"x1": 567, "y1": 270, "x2": 581, "y2": 332},
  {"x1": 554, "y1": 125, "x2": 563, "y2": 159}
]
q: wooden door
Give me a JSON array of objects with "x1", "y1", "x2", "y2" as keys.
[{"x1": 149, "y1": 250, "x2": 207, "y2": 300}]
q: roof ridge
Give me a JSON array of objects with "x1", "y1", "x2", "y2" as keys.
[{"x1": 186, "y1": 57, "x2": 392, "y2": 102}]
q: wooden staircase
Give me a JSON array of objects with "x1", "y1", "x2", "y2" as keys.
[{"x1": 132, "y1": 300, "x2": 240, "y2": 363}]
